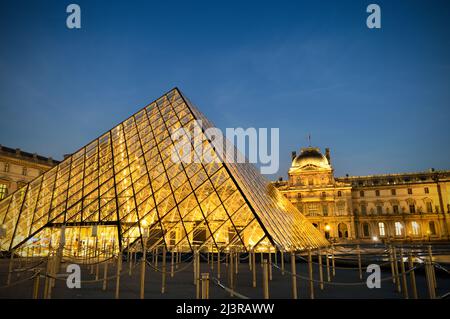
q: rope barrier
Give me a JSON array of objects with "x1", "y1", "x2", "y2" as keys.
[
  {"x1": 145, "y1": 258, "x2": 194, "y2": 274},
  {"x1": 0, "y1": 271, "x2": 39, "y2": 289},
  {"x1": 272, "y1": 262, "x2": 423, "y2": 286},
  {"x1": 210, "y1": 276, "x2": 249, "y2": 299}
]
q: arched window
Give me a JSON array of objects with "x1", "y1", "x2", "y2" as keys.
[
  {"x1": 378, "y1": 222, "x2": 386, "y2": 237},
  {"x1": 337, "y1": 191, "x2": 342, "y2": 197},
  {"x1": 0, "y1": 184, "x2": 7, "y2": 200},
  {"x1": 338, "y1": 223, "x2": 348, "y2": 238},
  {"x1": 429, "y1": 221, "x2": 437, "y2": 235},
  {"x1": 362, "y1": 223, "x2": 370, "y2": 237},
  {"x1": 411, "y1": 221, "x2": 420, "y2": 236},
  {"x1": 376, "y1": 205, "x2": 383, "y2": 215},
  {"x1": 395, "y1": 222, "x2": 403, "y2": 236}
]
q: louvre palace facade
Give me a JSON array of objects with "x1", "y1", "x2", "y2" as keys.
[{"x1": 273, "y1": 147, "x2": 450, "y2": 243}]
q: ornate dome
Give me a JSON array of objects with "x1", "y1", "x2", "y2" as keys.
[{"x1": 292, "y1": 147, "x2": 331, "y2": 170}]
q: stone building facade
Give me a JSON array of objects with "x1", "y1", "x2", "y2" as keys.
[
  {"x1": 0, "y1": 145, "x2": 59, "y2": 200},
  {"x1": 273, "y1": 147, "x2": 450, "y2": 243}
]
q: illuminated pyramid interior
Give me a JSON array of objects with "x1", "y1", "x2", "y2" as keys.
[{"x1": 0, "y1": 88, "x2": 328, "y2": 257}]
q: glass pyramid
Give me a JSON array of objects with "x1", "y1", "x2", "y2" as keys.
[{"x1": 0, "y1": 88, "x2": 328, "y2": 256}]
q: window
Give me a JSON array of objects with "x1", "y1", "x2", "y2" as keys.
[
  {"x1": 362, "y1": 223, "x2": 370, "y2": 237},
  {"x1": 395, "y1": 222, "x2": 403, "y2": 236},
  {"x1": 361, "y1": 204, "x2": 367, "y2": 215},
  {"x1": 376, "y1": 205, "x2": 383, "y2": 215},
  {"x1": 321, "y1": 192, "x2": 326, "y2": 198},
  {"x1": 393, "y1": 205, "x2": 399, "y2": 214},
  {"x1": 424, "y1": 187, "x2": 429, "y2": 194},
  {"x1": 408, "y1": 188, "x2": 413, "y2": 195},
  {"x1": 337, "y1": 191, "x2": 342, "y2": 197},
  {"x1": 22, "y1": 167, "x2": 27, "y2": 176},
  {"x1": 378, "y1": 222, "x2": 386, "y2": 237},
  {"x1": 336, "y1": 202, "x2": 345, "y2": 216},
  {"x1": 409, "y1": 204, "x2": 416, "y2": 214},
  {"x1": 391, "y1": 189, "x2": 396, "y2": 195},
  {"x1": 307, "y1": 203, "x2": 320, "y2": 216},
  {"x1": 411, "y1": 221, "x2": 420, "y2": 236},
  {"x1": 375, "y1": 190, "x2": 380, "y2": 196},
  {"x1": 4, "y1": 163, "x2": 9, "y2": 173},
  {"x1": 426, "y1": 202, "x2": 433, "y2": 213},
  {"x1": 360, "y1": 191, "x2": 365, "y2": 197},
  {"x1": 322, "y1": 204, "x2": 328, "y2": 216},
  {"x1": 297, "y1": 193, "x2": 302, "y2": 199},
  {"x1": 308, "y1": 178, "x2": 314, "y2": 186},
  {"x1": 429, "y1": 221, "x2": 437, "y2": 235},
  {"x1": 0, "y1": 184, "x2": 7, "y2": 199}
]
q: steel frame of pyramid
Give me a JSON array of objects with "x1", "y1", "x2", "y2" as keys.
[{"x1": 0, "y1": 88, "x2": 328, "y2": 256}]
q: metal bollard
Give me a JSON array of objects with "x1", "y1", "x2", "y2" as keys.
[
  {"x1": 262, "y1": 259, "x2": 269, "y2": 299},
  {"x1": 115, "y1": 252, "x2": 122, "y2": 299},
  {"x1": 102, "y1": 261, "x2": 108, "y2": 291},
  {"x1": 399, "y1": 248, "x2": 409, "y2": 299},
  {"x1": 408, "y1": 252, "x2": 418, "y2": 299},
  {"x1": 32, "y1": 270, "x2": 41, "y2": 299},
  {"x1": 308, "y1": 248, "x2": 314, "y2": 299},
  {"x1": 357, "y1": 244, "x2": 362, "y2": 280},
  {"x1": 318, "y1": 248, "x2": 324, "y2": 290},
  {"x1": 291, "y1": 252, "x2": 297, "y2": 299},
  {"x1": 201, "y1": 273, "x2": 210, "y2": 299}
]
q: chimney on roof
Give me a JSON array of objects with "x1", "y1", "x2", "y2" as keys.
[
  {"x1": 15, "y1": 148, "x2": 21, "y2": 156},
  {"x1": 325, "y1": 148, "x2": 331, "y2": 163},
  {"x1": 291, "y1": 151, "x2": 296, "y2": 161},
  {"x1": 33, "y1": 153, "x2": 38, "y2": 160},
  {"x1": 48, "y1": 157, "x2": 53, "y2": 163}
]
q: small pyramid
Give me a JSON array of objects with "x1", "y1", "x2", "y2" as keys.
[{"x1": 0, "y1": 88, "x2": 328, "y2": 255}]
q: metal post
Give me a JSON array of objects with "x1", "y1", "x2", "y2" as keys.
[
  {"x1": 308, "y1": 248, "x2": 314, "y2": 299},
  {"x1": 6, "y1": 251, "x2": 14, "y2": 285},
  {"x1": 428, "y1": 245, "x2": 437, "y2": 289},
  {"x1": 281, "y1": 250, "x2": 285, "y2": 275},
  {"x1": 408, "y1": 252, "x2": 418, "y2": 299},
  {"x1": 399, "y1": 248, "x2": 409, "y2": 299},
  {"x1": 229, "y1": 251, "x2": 234, "y2": 297},
  {"x1": 268, "y1": 251, "x2": 272, "y2": 281},
  {"x1": 196, "y1": 250, "x2": 200, "y2": 299},
  {"x1": 201, "y1": 273, "x2": 210, "y2": 299},
  {"x1": 389, "y1": 245, "x2": 396, "y2": 284},
  {"x1": 318, "y1": 248, "x2": 324, "y2": 290},
  {"x1": 235, "y1": 251, "x2": 239, "y2": 275},
  {"x1": 32, "y1": 270, "x2": 40, "y2": 299},
  {"x1": 331, "y1": 244, "x2": 335, "y2": 277},
  {"x1": 115, "y1": 251, "x2": 122, "y2": 299},
  {"x1": 161, "y1": 246, "x2": 166, "y2": 294},
  {"x1": 262, "y1": 259, "x2": 269, "y2": 299},
  {"x1": 357, "y1": 244, "x2": 362, "y2": 280},
  {"x1": 426, "y1": 246, "x2": 436, "y2": 299},
  {"x1": 171, "y1": 251, "x2": 175, "y2": 278},
  {"x1": 217, "y1": 251, "x2": 221, "y2": 279},
  {"x1": 252, "y1": 250, "x2": 256, "y2": 288},
  {"x1": 102, "y1": 260, "x2": 108, "y2": 291},
  {"x1": 291, "y1": 252, "x2": 297, "y2": 299},
  {"x1": 326, "y1": 248, "x2": 331, "y2": 282},
  {"x1": 393, "y1": 246, "x2": 401, "y2": 293}
]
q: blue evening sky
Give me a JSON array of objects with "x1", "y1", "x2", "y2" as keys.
[{"x1": 0, "y1": 0, "x2": 449, "y2": 179}]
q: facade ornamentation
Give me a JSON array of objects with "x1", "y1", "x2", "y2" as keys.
[{"x1": 273, "y1": 147, "x2": 450, "y2": 243}]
